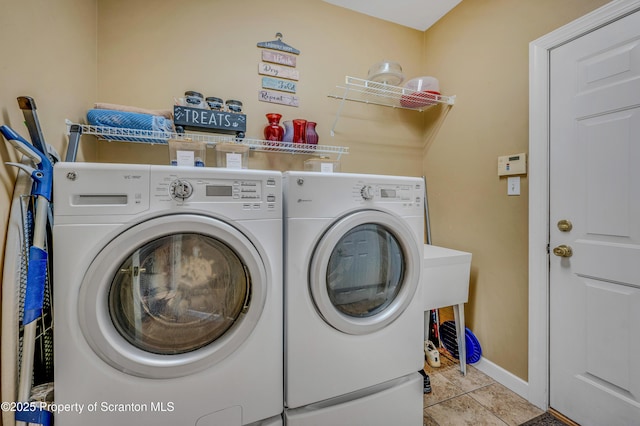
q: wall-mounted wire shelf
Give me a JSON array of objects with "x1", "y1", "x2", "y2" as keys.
[
  {"x1": 64, "y1": 120, "x2": 349, "y2": 162},
  {"x1": 327, "y1": 76, "x2": 456, "y2": 135}
]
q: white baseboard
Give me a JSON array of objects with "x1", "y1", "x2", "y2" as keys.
[{"x1": 473, "y1": 357, "x2": 536, "y2": 407}]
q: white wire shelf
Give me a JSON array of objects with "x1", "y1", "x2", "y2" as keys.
[
  {"x1": 65, "y1": 121, "x2": 349, "y2": 158},
  {"x1": 329, "y1": 76, "x2": 456, "y2": 109},
  {"x1": 327, "y1": 76, "x2": 456, "y2": 135}
]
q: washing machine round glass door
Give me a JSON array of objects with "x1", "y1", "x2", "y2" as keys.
[
  {"x1": 78, "y1": 214, "x2": 267, "y2": 379},
  {"x1": 309, "y1": 210, "x2": 421, "y2": 335}
]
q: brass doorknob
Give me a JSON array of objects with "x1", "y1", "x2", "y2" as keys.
[
  {"x1": 553, "y1": 245, "x2": 573, "y2": 258},
  {"x1": 557, "y1": 219, "x2": 573, "y2": 232}
]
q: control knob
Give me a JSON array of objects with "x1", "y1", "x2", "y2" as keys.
[
  {"x1": 169, "y1": 179, "x2": 193, "y2": 200},
  {"x1": 360, "y1": 185, "x2": 375, "y2": 200}
]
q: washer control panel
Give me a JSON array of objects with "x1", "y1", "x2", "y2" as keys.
[
  {"x1": 154, "y1": 173, "x2": 280, "y2": 214},
  {"x1": 160, "y1": 177, "x2": 273, "y2": 201},
  {"x1": 360, "y1": 185, "x2": 375, "y2": 200},
  {"x1": 169, "y1": 179, "x2": 194, "y2": 200},
  {"x1": 53, "y1": 163, "x2": 282, "y2": 220}
]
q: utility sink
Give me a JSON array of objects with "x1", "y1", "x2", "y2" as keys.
[
  {"x1": 422, "y1": 244, "x2": 472, "y2": 311},
  {"x1": 421, "y1": 244, "x2": 473, "y2": 375}
]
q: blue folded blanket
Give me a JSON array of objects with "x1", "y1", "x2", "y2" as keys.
[{"x1": 87, "y1": 109, "x2": 174, "y2": 143}]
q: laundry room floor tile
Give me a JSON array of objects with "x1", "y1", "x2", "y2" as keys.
[
  {"x1": 469, "y1": 383, "x2": 544, "y2": 426},
  {"x1": 424, "y1": 394, "x2": 509, "y2": 426},
  {"x1": 423, "y1": 370, "x2": 465, "y2": 407},
  {"x1": 421, "y1": 349, "x2": 547, "y2": 426}
]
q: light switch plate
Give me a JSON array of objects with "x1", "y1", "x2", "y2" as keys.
[
  {"x1": 508, "y1": 176, "x2": 520, "y2": 196},
  {"x1": 498, "y1": 153, "x2": 526, "y2": 176}
]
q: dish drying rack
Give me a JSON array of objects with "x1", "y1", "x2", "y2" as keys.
[
  {"x1": 64, "y1": 120, "x2": 349, "y2": 162},
  {"x1": 327, "y1": 76, "x2": 456, "y2": 136}
]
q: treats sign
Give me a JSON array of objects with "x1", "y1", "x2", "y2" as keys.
[{"x1": 173, "y1": 106, "x2": 247, "y2": 134}]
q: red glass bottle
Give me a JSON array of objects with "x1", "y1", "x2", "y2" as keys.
[
  {"x1": 264, "y1": 113, "x2": 284, "y2": 141},
  {"x1": 305, "y1": 121, "x2": 318, "y2": 145},
  {"x1": 292, "y1": 119, "x2": 307, "y2": 144}
]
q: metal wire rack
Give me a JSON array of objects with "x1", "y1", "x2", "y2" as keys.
[
  {"x1": 64, "y1": 120, "x2": 349, "y2": 161},
  {"x1": 327, "y1": 76, "x2": 456, "y2": 135}
]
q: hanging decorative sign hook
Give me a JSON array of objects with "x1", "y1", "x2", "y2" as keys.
[{"x1": 257, "y1": 32, "x2": 300, "y2": 55}]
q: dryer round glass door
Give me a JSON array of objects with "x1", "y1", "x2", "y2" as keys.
[
  {"x1": 78, "y1": 214, "x2": 267, "y2": 379},
  {"x1": 309, "y1": 210, "x2": 421, "y2": 335}
]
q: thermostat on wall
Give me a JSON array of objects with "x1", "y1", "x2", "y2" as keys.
[{"x1": 498, "y1": 153, "x2": 527, "y2": 176}]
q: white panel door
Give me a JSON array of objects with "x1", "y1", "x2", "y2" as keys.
[{"x1": 549, "y1": 9, "x2": 640, "y2": 426}]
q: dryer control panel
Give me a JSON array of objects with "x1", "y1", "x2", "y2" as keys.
[
  {"x1": 283, "y1": 171, "x2": 423, "y2": 219},
  {"x1": 354, "y1": 182, "x2": 418, "y2": 204}
]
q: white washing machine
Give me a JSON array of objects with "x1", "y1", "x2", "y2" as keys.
[
  {"x1": 283, "y1": 171, "x2": 424, "y2": 415},
  {"x1": 53, "y1": 163, "x2": 283, "y2": 426}
]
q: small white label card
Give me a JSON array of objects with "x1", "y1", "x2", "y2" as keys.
[
  {"x1": 226, "y1": 153, "x2": 243, "y2": 169},
  {"x1": 176, "y1": 150, "x2": 195, "y2": 166},
  {"x1": 320, "y1": 162, "x2": 334, "y2": 173}
]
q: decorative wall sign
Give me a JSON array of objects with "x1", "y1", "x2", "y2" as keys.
[
  {"x1": 262, "y1": 50, "x2": 297, "y2": 67},
  {"x1": 257, "y1": 32, "x2": 300, "y2": 55},
  {"x1": 259, "y1": 90, "x2": 300, "y2": 107},
  {"x1": 262, "y1": 76, "x2": 297, "y2": 93},
  {"x1": 174, "y1": 105, "x2": 246, "y2": 134},
  {"x1": 259, "y1": 62, "x2": 299, "y2": 80},
  {"x1": 257, "y1": 32, "x2": 301, "y2": 107}
]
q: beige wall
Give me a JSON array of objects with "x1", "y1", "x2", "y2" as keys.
[
  {"x1": 0, "y1": 1, "x2": 97, "y2": 422},
  {"x1": 94, "y1": 0, "x2": 426, "y2": 175},
  {"x1": 422, "y1": 0, "x2": 610, "y2": 380}
]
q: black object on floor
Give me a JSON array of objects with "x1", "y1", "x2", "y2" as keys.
[
  {"x1": 418, "y1": 369, "x2": 431, "y2": 394},
  {"x1": 439, "y1": 320, "x2": 483, "y2": 364},
  {"x1": 520, "y1": 412, "x2": 567, "y2": 426}
]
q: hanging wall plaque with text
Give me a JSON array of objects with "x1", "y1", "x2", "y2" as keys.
[{"x1": 257, "y1": 32, "x2": 300, "y2": 108}]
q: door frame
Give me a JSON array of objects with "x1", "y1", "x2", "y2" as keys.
[{"x1": 528, "y1": 0, "x2": 640, "y2": 409}]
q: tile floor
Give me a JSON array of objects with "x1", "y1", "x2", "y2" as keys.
[{"x1": 422, "y1": 350, "x2": 547, "y2": 426}]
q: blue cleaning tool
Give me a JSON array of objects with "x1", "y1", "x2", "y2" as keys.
[
  {"x1": 1, "y1": 125, "x2": 53, "y2": 202},
  {"x1": 1, "y1": 124, "x2": 53, "y2": 426}
]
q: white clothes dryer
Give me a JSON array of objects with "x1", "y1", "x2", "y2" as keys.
[
  {"x1": 53, "y1": 163, "x2": 283, "y2": 426},
  {"x1": 283, "y1": 172, "x2": 424, "y2": 411}
]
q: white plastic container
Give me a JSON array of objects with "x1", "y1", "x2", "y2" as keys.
[
  {"x1": 168, "y1": 139, "x2": 206, "y2": 167},
  {"x1": 215, "y1": 143, "x2": 249, "y2": 169},
  {"x1": 303, "y1": 157, "x2": 341, "y2": 173},
  {"x1": 404, "y1": 76, "x2": 439, "y2": 93},
  {"x1": 367, "y1": 60, "x2": 404, "y2": 86}
]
